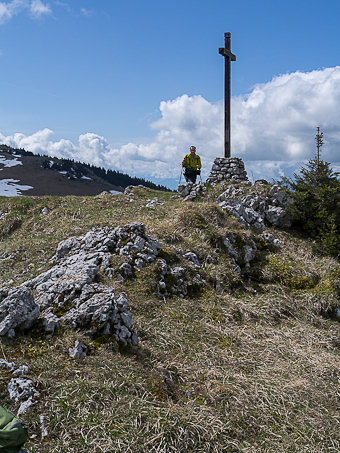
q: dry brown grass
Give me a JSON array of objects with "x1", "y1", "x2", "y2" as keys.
[{"x1": 0, "y1": 188, "x2": 339, "y2": 452}]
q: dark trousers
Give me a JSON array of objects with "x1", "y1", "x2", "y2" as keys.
[{"x1": 184, "y1": 167, "x2": 197, "y2": 184}]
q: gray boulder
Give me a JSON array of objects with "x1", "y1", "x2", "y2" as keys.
[
  {"x1": 0, "y1": 359, "x2": 16, "y2": 371},
  {"x1": 265, "y1": 206, "x2": 291, "y2": 228},
  {"x1": 157, "y1": 264, "x2": 191, "y2": 298},
  {"x1": 177, "y1": 183, "x2": 192, "y2": 198},
  {"x1": 62, "y1": 287, "x2": 117, "y2": 332},
  {"x1": 12, "y1": 365, "x2": 29, "y2": 377},
  {"x1": 243, "y1": 243, "x2": 257, "y2": 267},
  {"x1": 8, "y1": 377, "x2": 40, "y2": 416},
  {"x1": 0, "y1": 288, "x2": 40, "y2": 338},
  {"x1": 8, "y1": 377, "x2": 39, "y2": 402},
  {"x1": 219, "y1": 200, "x2": 265, "y2": 232},
  {"x1": 268, "y1": 184, "x2": 293, "y2": 206},
  {"x1": 183, "y1": 252, "x2": 200, "y2": 268},
  {"x1": 69, "y1": 339, "x2": 87, "y2": 359},
  {"x1": 217, "y1": 183, "x2": 292, "y2": 230},
  {"x1": 41, "y1": 308, "x2": 60, "y2": 334},
  {"x1": 55, "y1": 236, "x2": 81, "y2": 259},
  {"x1": 24, "y1": 251, "x2": 100, "y2": 310},
  {"x1": 178, "y1": 182, "x2": 206, "y2": 201},
  {"x1": 0, "y1": 359, "x2": 29, "y2": 376}
]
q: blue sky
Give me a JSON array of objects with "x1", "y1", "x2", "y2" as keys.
[{"x1": 0, "y1": 0, "x2": 340, "y2": 188}]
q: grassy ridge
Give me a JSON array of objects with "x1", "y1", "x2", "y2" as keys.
[{"x1": 0, "y1": 187, "x2": 339, "y2": 452}]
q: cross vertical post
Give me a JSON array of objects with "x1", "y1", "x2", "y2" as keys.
[{"x1": 219, "y1": 32, "x2": 236, "y2": 158}]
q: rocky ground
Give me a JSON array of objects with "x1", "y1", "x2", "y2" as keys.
[{"x1": 0, "y1": 182, "x2": 339, "y2": 452}]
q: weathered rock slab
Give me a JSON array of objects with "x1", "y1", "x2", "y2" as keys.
[{"x1": 0, "y1": 288, "x2": 40, "y2": 338}]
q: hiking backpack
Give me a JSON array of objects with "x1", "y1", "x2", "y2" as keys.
[{"x1": 0, "y1": 405, "x2": 28, "y2": 453}]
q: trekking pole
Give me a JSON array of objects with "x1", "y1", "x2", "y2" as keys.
[{"x1": 178, "y1": 168, "x2": 183, "y2": 185}]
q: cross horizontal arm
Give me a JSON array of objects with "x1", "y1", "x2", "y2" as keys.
[{"x1": 219, "y1": 48, "x2": 236, "y2": 61}]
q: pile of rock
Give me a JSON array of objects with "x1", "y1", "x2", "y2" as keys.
[
  {"x1": 217, "y1": 184, "x2": 293, "y2": 230},
  {"x1": 0, "y1": 359, "x2": 39, "y2": 417},
  {"x1": 177, "y1": 182, "x2": 207, "y2": 201},
  {"x1": 206, "y1": 157, "x2": 249, "y2": 185}
]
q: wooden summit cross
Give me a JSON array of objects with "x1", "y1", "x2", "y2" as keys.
[{"x1": 219, "y1": 32, "x2": 236, "y2": 158}]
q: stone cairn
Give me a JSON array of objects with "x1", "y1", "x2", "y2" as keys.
[{"x1": 206, "y1": 157, "x2": 249, "y2": 185}]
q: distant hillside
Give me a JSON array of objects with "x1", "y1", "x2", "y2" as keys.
[{"x1": 0, "y1": 144, "x2": 170, "y2": 196}]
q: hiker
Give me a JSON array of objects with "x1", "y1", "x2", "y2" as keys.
[{"x1": 181, "y1": 146, "x2": 201, "y2": 184}]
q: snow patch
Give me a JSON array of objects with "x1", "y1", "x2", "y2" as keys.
[
  {"x1": 0, "y1": 156, "x2": 22, "y2": 168},
  {"x1": 81, "y1": 176, "x2": 92, "y2": 180},
  {"x1": 0, "y1": 179, "x2": 33, "y2": 197}
]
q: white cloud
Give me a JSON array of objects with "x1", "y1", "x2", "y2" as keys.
[
  {"x1": 30, "y1": 0, "x2": 51, "y2": 17},
  {"x1": 0, "y1": 0, "x2": 50, "y2": 23},
  {"x1": 232, "y1": 66, "x2": 340, "y2": 163},
  {"x1": 0, "y1": 0, "x2": 25, "y2": 23},
  {"x1": 1, "y1": 67, "x2": 340, "y2": 186},
  {"x1": 0, "y1": 128, "x2": 76, "y2": 159}
]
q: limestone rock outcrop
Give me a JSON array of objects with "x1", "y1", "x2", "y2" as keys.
[
  {"x1": 217, "y1": 184, "x2": 293, "y2": 230},
  {"x1": 20, "y1": 223, "x2": 154, "y2": 345}
]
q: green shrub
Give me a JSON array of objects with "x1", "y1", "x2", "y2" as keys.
[{"x1": 281, "y1": 158, "x2": 340, "y2": 259}]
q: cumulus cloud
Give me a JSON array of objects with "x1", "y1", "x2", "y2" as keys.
[
  {"x1": 0, "y1": 128, "x2": 76, "y2": 158},
  {"x1": 232, "y1": 66, "x2": 340, "y2": 163},
  {"x1": 0, "y1": 0, "x2": 50, "y2": 23},
  {"x1": 1, "y1": 67, "x2": 340, "y2": 186}
]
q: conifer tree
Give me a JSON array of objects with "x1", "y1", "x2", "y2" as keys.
[{"x1": 283, "y1": 129, "x2": 340, "y2": 258}]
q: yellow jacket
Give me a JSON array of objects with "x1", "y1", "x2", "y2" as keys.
[{"x1": 181, "y1": 153, "x2": 201, "y2": 170}]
